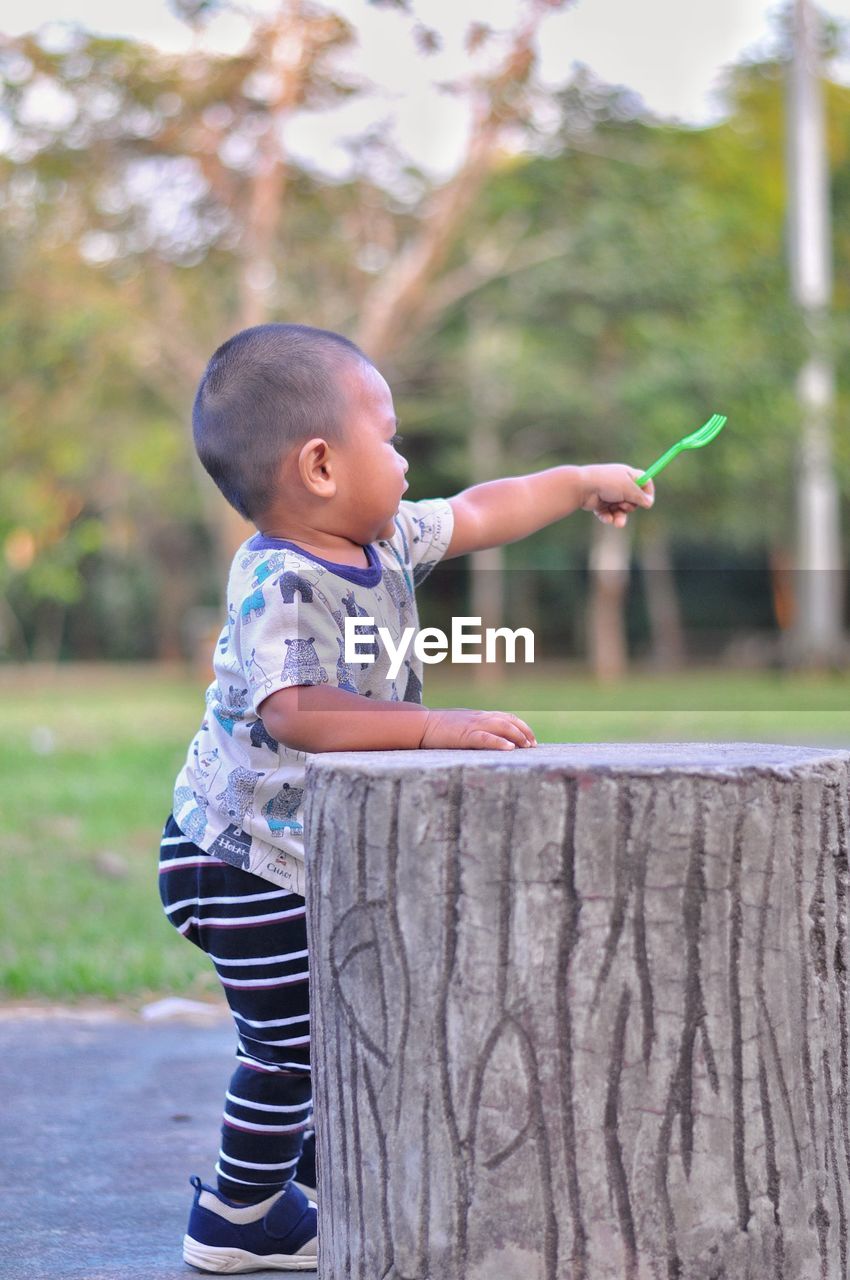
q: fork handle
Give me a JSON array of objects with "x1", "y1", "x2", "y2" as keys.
[{"x1": 636, "y1": 443, "x2": 683, "y2": 486}]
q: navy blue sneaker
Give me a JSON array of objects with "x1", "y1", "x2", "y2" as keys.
[{"x1": 183, "y1": 1176, "x2": 318, "y2": 1273}]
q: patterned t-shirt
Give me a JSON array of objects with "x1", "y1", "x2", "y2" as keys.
[{"x1": 172, "y1": 497, "x2": 454, "y2": 894}]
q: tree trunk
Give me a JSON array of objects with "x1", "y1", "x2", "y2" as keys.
[
  {"x1": 587, "y1": 520, "x2": 631, "y2": 681},
  {"x1": 305, "y1": 742, "x2": 850, "y2": 1280},
  {"x1": 466, "y1": 306, "x2": 511, "y2": 687},
  {"x1": 0, "y1": 596, "x2": 29, "y2": 660},
  {"x1": 787, "y1": 0, "x2": 845, "y2": 666},
  {"x1": 770, "y1": 545, "x2": 796, "y2": 634},
  {"x1": 31, "y1": 598, "x2": 65, "y2": 663},
  {"x1": 639, "y1": 526, "x2": 686, "y2": 670},
  {"x1": 149, "y1": 524, "x2": 200, "y2": 662}
]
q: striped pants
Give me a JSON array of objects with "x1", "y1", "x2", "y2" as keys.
[{"x1": 158, "y1": 814, "x2": 314, "y2": 1202}]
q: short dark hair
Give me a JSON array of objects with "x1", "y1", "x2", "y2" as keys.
[{"x1": 192, "y1": 323, "x2": 372, "y2": 521}]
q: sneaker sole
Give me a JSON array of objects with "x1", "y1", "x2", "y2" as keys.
[{"x1": 183, "y1": 1235, "x2": 317, "y2": 1273}]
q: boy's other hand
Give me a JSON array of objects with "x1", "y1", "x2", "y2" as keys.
[
  {"x1": 420, "y1": 707, "x2": 537, "y2": 751},
  {"x1": 579, "y1": 464, "x2": 655, "y2": 528}
]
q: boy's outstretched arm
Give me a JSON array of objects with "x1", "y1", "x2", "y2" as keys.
[
  {"x1": 445, "y1": 464, "x2": 655, "y2": 559},
  {"x1": 259, "y1": 685, "x2": 536, "y2": 754}
]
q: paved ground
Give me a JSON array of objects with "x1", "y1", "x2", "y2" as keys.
[{"x1": 0, "y1": 1010, "x2": 316, "y2": 1280}]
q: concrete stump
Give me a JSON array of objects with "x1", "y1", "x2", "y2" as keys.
[{"x1": 304, "y1": 743, "x2": 850, "y2": 1280}]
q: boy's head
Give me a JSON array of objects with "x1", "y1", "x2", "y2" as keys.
[{"x1": 192, "y1": 323, "x2": 373, "y2": 523}]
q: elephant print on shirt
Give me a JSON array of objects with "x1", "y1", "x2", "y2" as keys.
[
  {"x1": 174, "y1": 786, "x2": 209, "y2": 844},
  {"x1": 252, "y1": 555, "x2": 286, "y2": 588},
  {"x1": 278, "y1": 571, "x2": 315, "y2": 604},
  {"x1": 240, "y1": 588, "x2": 266, "y2": 623},
  {"x1": 250, "y1": 718, "x2": 279, "y2": 753}
]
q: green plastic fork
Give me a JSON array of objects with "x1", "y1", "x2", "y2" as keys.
[{"x1": 635, "y1": 413, "x2": 727, "y2": 486}]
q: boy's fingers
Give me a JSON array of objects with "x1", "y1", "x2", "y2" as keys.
[
  {"x1": 469, "y1": 730, "x2": 516, "y2": 750},
  {"x1": 503, "y1": 711, "x2": 533, "y2": 729},
  {"x1": 488, "y1": 717, "x2": 531, "y2": 747},
  {"x1": 627, "y1": 467, "x2": 654, "y2": 506},
  {"x1": 477, "y1": 714, "x2": 535, "y2": 748},
  {"x1": 504, "y1": 713, "x2": 537, "y2": 746},
  {"x1": 515, "y1": 716, "x2": 537, "y2": 746}
]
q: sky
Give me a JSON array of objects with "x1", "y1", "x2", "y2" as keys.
[{"x1": 4, "y1": 0, "x2": 850, "y2": 178}]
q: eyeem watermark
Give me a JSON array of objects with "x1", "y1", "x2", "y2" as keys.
[{"x1": 345, "y1": 616, "x2": 535, "y2": 679}]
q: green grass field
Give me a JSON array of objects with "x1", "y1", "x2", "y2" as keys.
[{"x1": 1, "y1": 662, "x2": 848, "y2": 1002}]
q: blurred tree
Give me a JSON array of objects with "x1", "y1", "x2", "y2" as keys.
[
  {"x1": 3, "y1": 6, "x2": 850, "y2": 667},
  {"x1": 0, "y1": 208, "x2": 191, "y2": 657},
  {"x1": 0, "y1": 4, "x2": 364, "y2": 632},
  {"x1": 0, "y1": 0, "x2": 572, "y2": 585},
  {"x1": 411, "y1": 58, "x2": 848, "y2": 673}
]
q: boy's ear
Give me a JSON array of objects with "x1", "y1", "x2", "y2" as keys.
[{"x1": 296, "y1": 437, "x2": 336, "y2": 498}]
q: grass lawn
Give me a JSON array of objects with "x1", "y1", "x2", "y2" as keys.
[{"x1": 1, "y1": 661, "x2": 848, "y2": 1002}]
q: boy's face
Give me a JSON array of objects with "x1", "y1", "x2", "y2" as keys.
[{"x1": 334, "y1": 361, "x2": 409, "y2": 544}]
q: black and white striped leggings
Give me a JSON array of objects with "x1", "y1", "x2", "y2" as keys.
[{"x1": 158, "y1": 814, "x2": 314, "y2": 1202}]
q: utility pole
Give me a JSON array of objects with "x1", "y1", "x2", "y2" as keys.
[
  {"x1": 787, "y1": 0, "x2": 845, "y2": 665},
  {"x1": 466, "y1": 304, "x2": 507, "y2": 686}
]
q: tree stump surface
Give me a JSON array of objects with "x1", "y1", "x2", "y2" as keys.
[{"x1": 304, "y1": 743, "x2": 850, "y2": 1280}]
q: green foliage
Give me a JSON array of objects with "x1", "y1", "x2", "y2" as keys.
[
  {"x1": 2, "y1": 16, "x2": 850, "y2": 656},
  {"x1": 426, "y1": 67, "x2": 818, "y2": 553}
]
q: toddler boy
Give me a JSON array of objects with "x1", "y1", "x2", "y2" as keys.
[{"x1": 159, "y1": 322, "x2": 654, "y2": 1272}]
